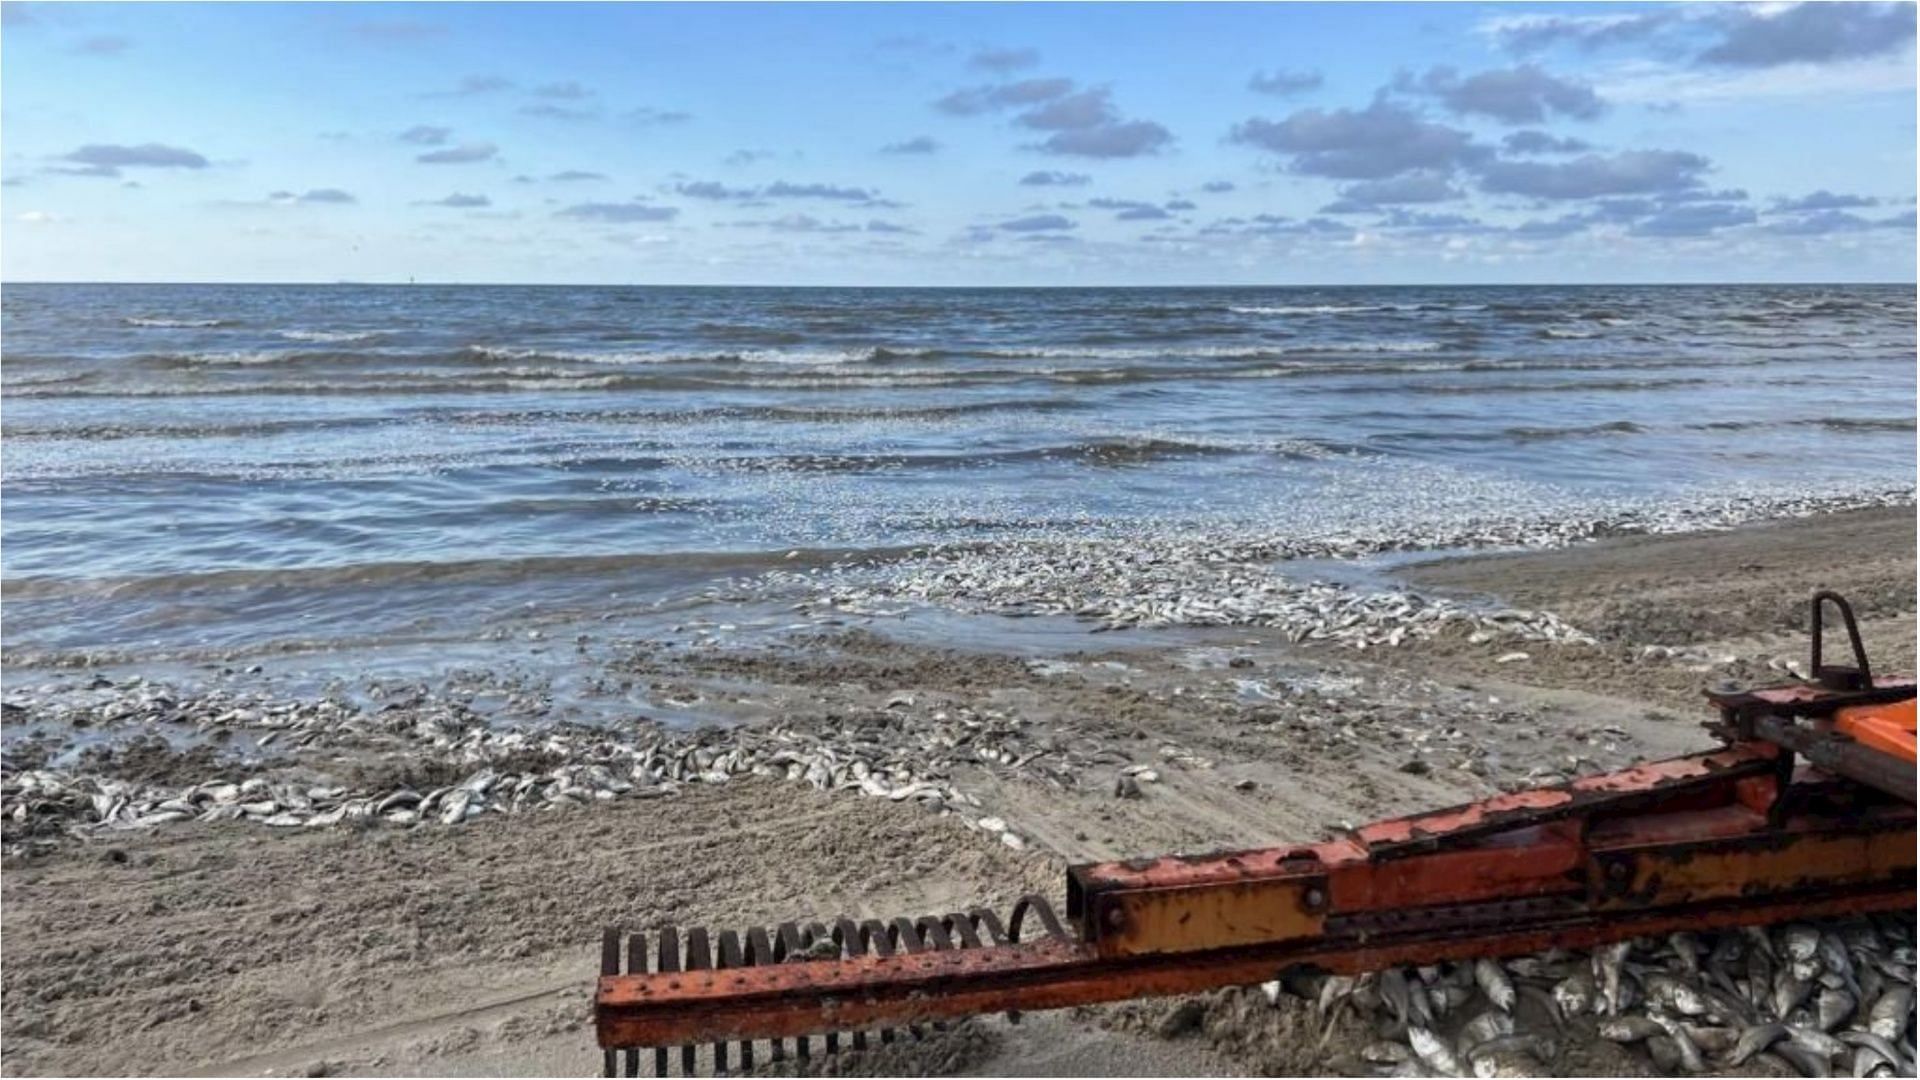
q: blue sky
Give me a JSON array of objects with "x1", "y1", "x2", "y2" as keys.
[{"x1": 3, "y1": 1, "x2": 1915, "y2": 284}]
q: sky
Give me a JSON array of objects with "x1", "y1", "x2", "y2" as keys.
[{"x1": 2, "y1": 1, "x2": 1916, "y2": 285}]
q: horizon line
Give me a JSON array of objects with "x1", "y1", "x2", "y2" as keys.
[{"x1": 5, "y1": 279, "x2": 1916, "y2": 289}]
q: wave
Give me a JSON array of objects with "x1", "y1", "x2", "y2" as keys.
[
  {"x1": 684, "y1": 435, "x2": 1337, "y2": 476},
  {"x1": 1506, "y1": 420, "x2": 1646, "y2": 442},
  {"x1": 279, "y1": 330, "x2": 382, "y2": 343},
  {"x1": 123, "y1": 316, "x2": 233, "y2": 328},
  {"x1": 1, "y1": 545, "x2": 914, "y2": 601},
  {"x1": 1693, "y1": 416, "x2": 1916, "y2": 433}
]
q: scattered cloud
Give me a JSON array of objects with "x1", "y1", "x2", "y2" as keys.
[
  {"x1": 764, "y1": 180, "x2": 889, "y2": 203},
  {"x1": 1476, "y1": 149, "x2": 1711, "y2": 199},
  {"x1": 521, "y1": 104, "x2": 600, "y2": 121},
  {"x1": 416, "y1": 142, "x2": 499, "y2": 164},
  {"x1": 1034, "y1": 120, "x2": 1172, "y2": 159},
  {"x1": 969, "y1": 46, "x2": 1040, "y2": 73},
  {"x1": 1489, "y1": 12, "x2": 1676, "y2": 55},
  {"x1": 627, "y1": 107, "x2": 693, "y2": 127},
  {"x1": 1397, "y1": 64, "x2": 1604, "y2": 124},
  {"x1": 865, "y1": 219, "x2": 918, "y2": 234},
  {"x1": 1699, "y1": 3, "x2": 1915, "y2": 67},
  {"x1": 1015, "y1": 88, "x2": 1118, "y2": 131},
  {"x1": 1628, "y1": 202, "x2": 1756, "y2": 236},
  {"x1": 675, "y1": 180, "x2": 760, "y2": 201},
  {"x1": 1773, "y1": 190, "x2": 1880, "y2": 212},
  {"x1": 881, "y1": 136, "x2": 940, "y2": 154},
  {"x1": 50, "y1": 142, "x2": 209, "y2": 178},
  {"x1": 294, "y1": 188, "x2": 356, "y2": 204},
  {"x1": 549, "y1": 170, "x2": 608, "y2": 182},
  {"x1": 2, "y1": 3, "x2": 39, "y2": 27},
  {"x1": 1200, "y1": 180, "x2": 1236, "y2": 193},
  {"x1": 15, "y1": 210, "x2": 63, "y2": 224},
  {"x1": 724, "y1": 149, "x2": 775, "y2": 167},
  {"x1": 734, "y1": 213, "x2": 863, "y2": 234},
  {"x1": 1248, "y1": 68, "x2": 1324, "y2": 96},
  {"x1": 398, "y1": 125, "x2": 453, "y2": 146},
  {"x1": 1763, "y1": 209, "x2": 1879, "y2": 235},
  {"x1": 1322, "y1": 170, "x2": 1462, "y2": 212},
  {"x1": 428, "y1": 74, "x2": 514, "y2": 97},
  {"x1": 533, "y1": 81, "x2": 592, "y2": 99},
  {"x1": 557, "y1": 199, "x2": 679, "y2": 223},
  {"x1": 997, "y1": 213, "x2": 1076, "y2": 232},
  {"x1": 1230, "y1": 100, "x2": 1480, "y2": 179},
  {"x1": 75, "y1": 34, "x2": 130, "y2": 55},
  {"x1": 1020, "y1": 170, "x2": 1090, "y2": 187},
  {"x1": 1089, "y1": 197, "x2": 1172, "y2": 220},
  {"x1": 420, "y1": 192, "x2": 490, "y2": 208},
  {"x1": 1502, "y1": 130, "x2": 1593, "y2": 155},
  {"x1": 934, "y1": 78, "x2": 1074, "y2": 116}
]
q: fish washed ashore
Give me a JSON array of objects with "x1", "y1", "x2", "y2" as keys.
[{"x1": 3, "y1": 504, "x2": 1914, "y2": 1077}]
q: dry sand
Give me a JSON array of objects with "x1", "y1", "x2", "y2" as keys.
[{"x1": 3, "y1": 506, "x2": 1913, "y2": 1077}]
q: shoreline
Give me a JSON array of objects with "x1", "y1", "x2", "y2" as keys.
[{"x1": 3, "y1": 503, "x2": 1915, "y2": 1076}]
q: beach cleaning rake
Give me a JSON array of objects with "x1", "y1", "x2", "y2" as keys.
[{"x1": 594, "y1": 591, "x2": 1917, "y2": 1075}]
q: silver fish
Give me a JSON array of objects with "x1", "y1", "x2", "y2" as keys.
[
  {"x1": 1815, "y1": 986, "x2": 1857, "y2": 1032},
  {"x1": 1783, "y1": 924, "x2": 1821, "y2": 963},
  {"x1": 1668, "y1": 931, "x2": 1704, "y2": 975},
  {"x1": 1866, "y1": 985, "x2": 1911, "y2": 1042},
  {"x1": 1594, "y1": 941, "x2": 1632, "y2": 1016},
  {"x1": 1359, "y1": 1040, "x2": 1413, "y2": 1065},
  {"x1": 1651, "y1": 1013, "x2": 1706, "y2": 1073},
  {"x1": 1598, "y1": 1015, "x2": 1664, "y2": 1043},
  {"x1": 1408, "y1": 1025, "x2": 1465, "y2": 1078},
  {"x1": 1456, "y1": 1009, "x2": 1515, "y2": 1057},
  {"x1": 1644, "y1": 972, "x2": 1710, "y2": 1017},
  {"x1": 1775, "y1": 968, "x2": 1815, "y2": 1021},
  {"x1": 1474, "y1": 957, "x2": 1516, "y2": 1013},
  {"x1": 1726, "y1": 1022, "x2": 1790, "y2": 1067},
  {"x1": 1775, "y1": 1039, "x2": 1835, "y2": 1078},
  {"x1": 1553, "y1": 970, "x2": 1596, "y2": 1018}
]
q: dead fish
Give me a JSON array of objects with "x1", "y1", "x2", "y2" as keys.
[
  {"x1": 1594, "y1": 941, "x2": 1632, "y2": 1015},
  {"x1": 1836, "y1": 1030, "x2": 1905, "y2": 1077},
  {"x1": 1467, "y1": 1036, "x2": 1548, "y2": 1078},
  {"x1": 1774, "y1": 1039, "x2": 1835, "y2": 1078},
  {"x1": 1359, "y1": 1040, "x2": 1413, "y2": 1066},
  {"x1": 1515, "y1": 983, "x2": 1564, "y2": 1030},
  {"x1": 1682, "y1": 1023, "x2": 1738, "y2": 1055},
  {"x1": 1866, "y1": 986, "x2": 1912, "y2": 1042},
  {"x1": 1598, "y1": 1015, "x2": 1665, "y2": 1043},
  {"x1": 1815, "y1": 986, "x2": 1857, "y2": 1032},
  {"x1": 1726, "y1": 1022, "x2": 1790, "y2": 1067},
  {"x1": 1644, "y1": 972, "x2": 1710, "y2": 1017},
  {"x1": 1377, "y1": 966, "x2": 1414, "y2": 1024},
  {"x1": 1775, "y1": 968, "x2": 1815, "y2": 1021},
  {"x1": 1783, "y1": 924, "x2": 1822, "y2": 963},
  {"x1": 1408, "y1": 1025, "x2": 1465, "y2": 1077},
  {"x1": 1552, "y1": 970, "x2": 1597, "y2": 1018},
  {"x1": 1474, "y1": 957, "x2": 1516, "y2": 1012},
  {"x1": 1651, "y1": 1013, "x2": 1707, "y2": 1073},
  {"x1": 1456, "y1": 1009, "x2": 1515, "y2": 1057},
  {"x1": 1821, "y1": 933, "x2": 1862, "y2": 996},
  {"x1": 1669, "y1": 931, "x2": 1704, "y2": 975},
  {"x1": 1787, "y1": 1025, "x2": 1849, "y2": 1062},
  {"x1": 1647, "y1": 1035, "x2": 1684, "y2": 1073}
]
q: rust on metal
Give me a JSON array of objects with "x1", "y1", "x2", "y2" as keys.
[{"x1": 595, "y1": 591, "x2": 1918, "y2": 1076}]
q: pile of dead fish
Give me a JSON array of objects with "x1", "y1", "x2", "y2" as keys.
[
  {"x1": 778, "y1": 549, "x2": 1595, "y2": 649},
  {"x1": 1276, "y1": 915, "x2": 1915, "y2": 1077},
  {"x1": 0, "y1": 685, "x2": 1152, "y2": 850},
  {"x1": 735, "y1": 486, "x2": 1910, "y2": 646}
]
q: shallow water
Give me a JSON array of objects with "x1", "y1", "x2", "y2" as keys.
[{"x1": 4, "y1": 282, "x2": 1913, "y2": 667}]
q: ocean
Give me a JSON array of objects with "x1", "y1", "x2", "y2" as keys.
[{"x1": 2, "y1": 282, "x2": 1913, "y2": 688}]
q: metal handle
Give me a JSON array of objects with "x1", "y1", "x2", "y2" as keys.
[{"x1": 1810, "y1": 590, "x2": 1873, "y2": 691}]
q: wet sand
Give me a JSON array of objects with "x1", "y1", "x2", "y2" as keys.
[{"x1": 3, "y1": 505, "x2": 1913, "y2": 1077}]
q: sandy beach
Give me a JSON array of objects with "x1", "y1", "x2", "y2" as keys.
[{"x1": 4, "y1": 504, "x2": 1911, "y2": 1077}]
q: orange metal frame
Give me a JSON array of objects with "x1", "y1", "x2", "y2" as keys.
[{"x1": 594, "y1": 594, "x2": 1917, "y2": 1075}]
